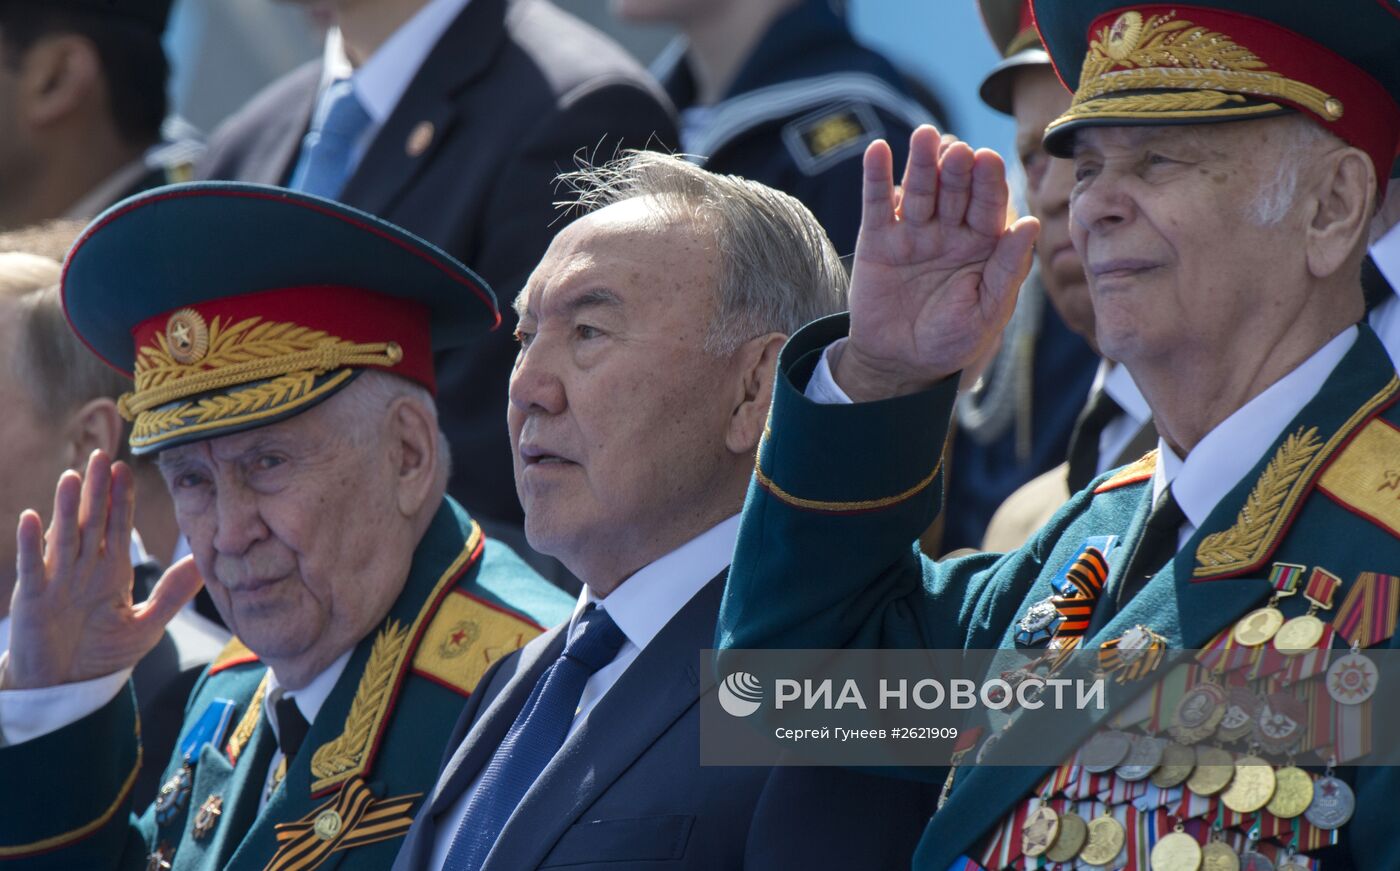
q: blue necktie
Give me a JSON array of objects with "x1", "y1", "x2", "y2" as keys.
[
  {"x1": 288, "y1": 79, "x2": 372, "y2": 198},
  {"x1": 441, "y1": 605, "x2": 626, "y2": 871}
]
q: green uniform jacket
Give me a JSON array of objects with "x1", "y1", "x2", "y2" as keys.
[
  {"x1": 718, "y1": 315, "x2": 1400, "y2": 870},
  {"x1": 0, "y1": 497, "x2": 573, "y2": 870}
]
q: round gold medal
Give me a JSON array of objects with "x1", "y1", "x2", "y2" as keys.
[
  {"x1": 1266, "y1": 766, "x2": 1314, "y2": 819},
  {"x1": 1151, "y1": 741, "x2": 1197, "y2": 789},
  {"x1": 1045, "y1": 811, "x2": 1088, "y2": 862},
  {"x1": 1171, "y1": 684, "x2": 1228, "y2": 745},
  {"x1": 1021, "y1": 804, "x2": 1060, "y2": 858},
  {"x1": 1202, "y1": 841, "x2": 1241, "y2": 871},
  {"x1": 1273, "y1": 614, "x2": 1325, "y2": 655},
  {"x1": 1081, "y1": 815, "x2": 1127, "y2": 865},
  {"x1": 1186, "y1": 745, "x2": 1235, "y2": 796},
  {"x1": 1150, "y1": 829, "x2": 1203, "y2": 871},
  {"x1": 1221, "y1": 755, "x2": 1276, "y2": 813},
  {"x1": 1233, "y1": 606, "x2": 1284, "y2": 647}
]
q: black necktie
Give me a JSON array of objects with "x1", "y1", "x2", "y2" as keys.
[
  {"x1": 1086, "y1": 487, "x2": 1185, "y2": 637},
  {"x1": 1066, "y1": 388, "x2": 1124, "y2": 493},
  {"x1": 274, "y1": 695, "x2": 310, "y2": 762}
]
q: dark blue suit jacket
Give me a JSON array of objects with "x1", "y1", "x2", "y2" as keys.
[{"x1": 393, "y1": 572, "x2": 936, "y2": 869}]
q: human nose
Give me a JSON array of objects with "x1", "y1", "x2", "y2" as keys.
[
  {"x1": 1069, "y1": 164, "x2": 1134, "y2": 239},
  {"x1": 210, "y1": 480, "x2": 269, "y2": 556},
  {"x1": 508, "y1": 335, "x2": 566, "y2": 417}
]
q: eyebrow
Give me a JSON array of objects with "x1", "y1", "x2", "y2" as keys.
[{"x1": 515, "y1": 286, "x2": 624, "y2": 320}]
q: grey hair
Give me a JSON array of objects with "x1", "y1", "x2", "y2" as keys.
[
  {"x1": 1249, "y1": 115, "x2": 1345, "y2": 226},
  {"x1": 556, "y1": 150, "x2": 848, "y2": 355},
  {"x1": 336, "y1": 370, "x2": 453, "y2": 490}
]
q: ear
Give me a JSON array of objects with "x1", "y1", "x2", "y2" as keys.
[
  {"x1": 1305, "y1": 147, "x2": 1376, "y2": 280},
  {"x1": 388, "y1": 396, "x2": 439, "y2": 517},
  {"x1": 15, "y1": 34, "x2": 100, "y2": 130},
  {"x1": 62, "y1": 398, "x2": 124, "y2": 470},
  {"x1": 725, "y1": 332, "x2": 786, "y2": 456}
]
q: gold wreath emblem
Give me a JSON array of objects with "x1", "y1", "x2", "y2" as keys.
[
  {"x1": 1104, "y1": 11, "x2": 1144, "y2": 61},
  {"x1": 165, "y1": 308, "x2": 209, "y2": 364},
  {"x1": 438, "y1": 620, "x2": 480, "y2": 659}
]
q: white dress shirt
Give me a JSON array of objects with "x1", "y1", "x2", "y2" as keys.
[
  {"x1": 1093, "y1": 360, "x2": 1153, "y2": 475},
  {"x1": 259, "y1": 650, "x2": 352, "y2": 810},
  {"x1": 1369, "y1": 221, "x2": 1400, "y2": 366},
  {"x1": 1153, "y1": 326, "x2": 1357, "y2": 548},
  {"x1": 429, "y1": 514, "x2": 741, "y2": 869},
  {"x1": 316, "y1": 0, "x2": 471, "y2": 171},
  {"x1": 808, "y1": 327, "x2": 1358, "y2": 554}
]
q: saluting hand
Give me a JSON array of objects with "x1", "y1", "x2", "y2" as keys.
[
  {"x1": 1, "y1": 451, "x2": 203, "y2": 691},
  {"x1": 833, "y1": 125, "x2": 1040, "y2": 402}
]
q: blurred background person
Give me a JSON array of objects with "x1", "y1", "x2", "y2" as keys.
[
  {"x1": 197, "y1": 0, "x2": 678, "y2": 589},
  {"x1": 615, "y1": 0, "x2": 940, "y2": 257},
  {"x1": 0, "y1": 0, "x2": 199, "y2": 231},
  {"x1": 1367, "y1": 160, "x2": 1399, "y2": 364},
  {"x1": 0, "y1": 222, "x2": 226, "y2": 806},
  {"x1": 963, "y1": 1, "x2": 1148, "y2": 551}
]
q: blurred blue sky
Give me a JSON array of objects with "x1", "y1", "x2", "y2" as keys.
[{"x1": 850, "y1": 1, "x2": 1015, "y2": 164}]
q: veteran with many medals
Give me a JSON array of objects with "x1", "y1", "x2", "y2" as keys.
[
  {"x1": 0, "y1": 184, "x2": 573, "y2": 869},
  {"x1": 718, "y1": 1, "x2": 1400, "y2": 869}
]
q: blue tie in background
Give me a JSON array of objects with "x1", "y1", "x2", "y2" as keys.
[
  {"x1": 442, "y1": 604, "x2": 626, "y2": 871},
  {"x1": 287, "y1": 79, "x2": 372, "y2": 198}
]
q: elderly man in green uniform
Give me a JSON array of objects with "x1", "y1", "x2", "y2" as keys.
[
  {"x1": 719, "y1": 1, "x2": 1400, "y2": 867},
  {"x1": 0, "y1": 183, "x2": 572, "y2": 869}
]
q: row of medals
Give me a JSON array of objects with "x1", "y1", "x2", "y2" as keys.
[{"x1": 1013, "y1": 599, "x2": 1357, "y2": 869}]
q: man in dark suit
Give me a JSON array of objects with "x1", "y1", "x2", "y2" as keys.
[
  {"x1": 393, "y1": 151, "x2": 937, "y2": 870},
  {"x1": 197, "y1": 0, "x2": 678, "y2": 549},
  {"x1": 0, "y1": 0, "x2": 198, "y2": 231}
]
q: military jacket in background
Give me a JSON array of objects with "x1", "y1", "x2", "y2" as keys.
[{"x1": 658, "y1": 0, "x2": 935, "y2": 256}]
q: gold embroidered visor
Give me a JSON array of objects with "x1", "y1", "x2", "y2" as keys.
[
  {"x1": 1034, "y1": 4, "x2": 1400, "y2": 189},
  {"x1": 118, "y1": 286, "x2": 430, "y2": 453},
  {"x1": 60, "y1": 182, "x2": 500, "y2": 455}
]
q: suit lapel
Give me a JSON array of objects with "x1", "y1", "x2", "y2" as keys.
[
  {"x1": 481, "y1": 573, "x2": 726, "y2": 871},
  {"x1": 251, "y1": 66, "x2": 319, "y2": 187},
  {"x1": 426, "y1": 624, "x2": 567, "y2": 818},
  {"x1": 338, "y1": 0, "x2": 507, "y2": 216}
]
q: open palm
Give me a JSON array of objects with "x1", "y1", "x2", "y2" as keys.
[
  {"x1": 838, "y1": 126, "x2": 1039, "y2": 401},
  {"x1": 2, "y1": 453, "x2": 203, "y2": 690}
]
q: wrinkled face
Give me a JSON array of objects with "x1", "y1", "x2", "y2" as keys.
[
  {"x1": 1068, "y1": 120, "x2": 1302, "y2": 367},
  {"x1": 0, "y1": 308, "x2": 68, "y2": 609},
  {"x1": 508, "y1": 198, "x2": 739, "y2": 578},
  {"x1": 1012, "y1": 66, "x2": 1094, "y2": 344},
  {"x1": 157, "y1": 387, "x2": 413, "y2": 672}
]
